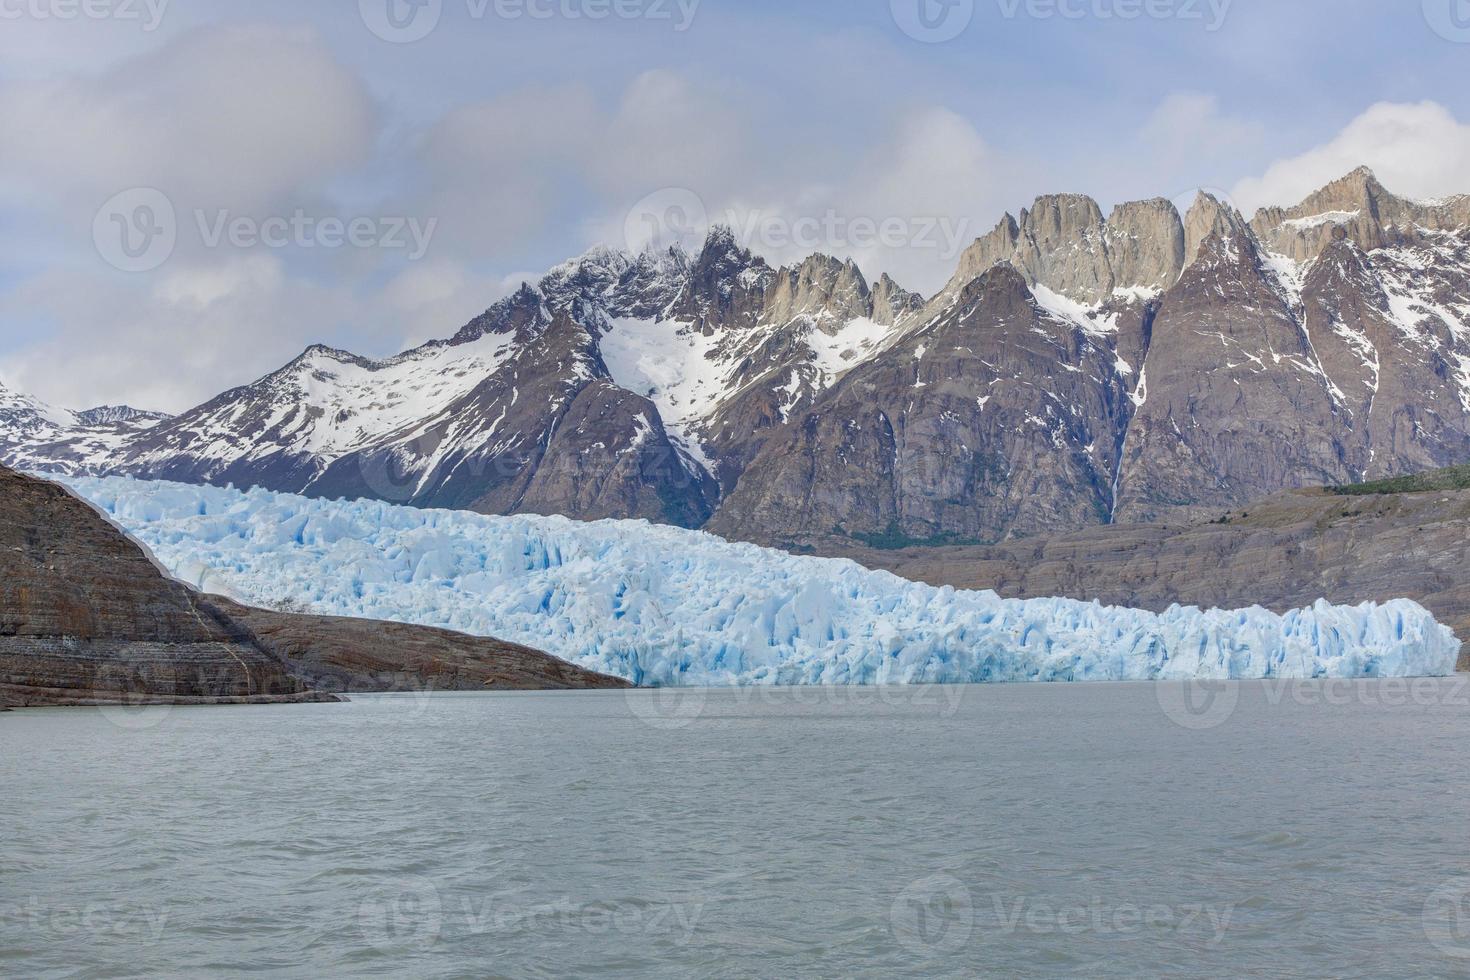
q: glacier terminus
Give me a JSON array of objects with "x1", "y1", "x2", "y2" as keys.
[{"x1": 60, "y1": 475, "x2": 1461, "y2": 687}]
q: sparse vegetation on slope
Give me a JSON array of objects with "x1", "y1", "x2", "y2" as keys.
[{"x1": 1329, "y1": 465, "x2": 1470, "y2": 496}]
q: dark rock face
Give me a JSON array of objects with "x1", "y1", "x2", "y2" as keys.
[
  {"x1": 204, "y1": 598, "x2": 630, "y2": 693},
  {"x1": 707, "y1": 265, "x2": 1131, "y2": 547},
  {"x1": 667, "y1": 225, "x2": 775, "y2": 331},
  {"x1": 1111, "y1": 226, "x2": 1349, "y2": 523},
  {"x1": 306, "y1": 312, "x2": 718, "y2": 526},
  {"x1": 831, "y1": 480, "x2": 1470, "y2": 668},
  {"x1": 694, "y1": 252, "x2": 925, "y2": 494},
  {"x1": 0, "y1": 466, "x2": 329, "y2": 707},
  {"x1": 0, "y1": 467, "x2": 628, "y2": 707}
]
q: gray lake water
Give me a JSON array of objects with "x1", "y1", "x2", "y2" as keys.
[{"x1": 5, "y1": 680, "x2": 1470, "y2": 978}]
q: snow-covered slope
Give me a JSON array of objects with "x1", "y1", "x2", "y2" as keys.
[
  {"x1": 60, "y1": 475, "x2": 1461, "y2": 686},
  {"x1": 0, "y1": 380, "x2": 168, "y2": 475},
  {"x1": 118, "y1": 333, "x2": 519, "y2": 481}
]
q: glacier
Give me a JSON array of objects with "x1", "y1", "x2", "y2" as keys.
[{"x1": 57, "y1": 475, "x2": 1462, "y2": 687}]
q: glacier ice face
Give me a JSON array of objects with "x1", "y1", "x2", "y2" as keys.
[{"x1": 58, "y1": 475, "x2": 1462, "y2": 687}]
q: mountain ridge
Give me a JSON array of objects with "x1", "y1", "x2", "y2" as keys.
[{"x1": 6, "y1": 167, "x2": 1470, "y2": 551}]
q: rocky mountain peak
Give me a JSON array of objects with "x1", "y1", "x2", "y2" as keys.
[
  {"x1": 75, "y1": 406, "x2": 170, "y2": 426},
  {"x1": 0, "y1": 380, "x2": 73, "y2": 432},
  {"x1": 762, "y1": 252, "x2": 873, "y2": 326},
  {"x1": 1013, "y1": 193, "x2": 1114, "y2": 303},
  {"x1": 667, "y1": 224, "x2": 774, "y2": 332},
  {"x1": 1299, "y1": 165, "x2": 1385, "y2": 213},
  {"x1": 630, "y1": 241, "x2": 691, "y2": 280},
  {"x1": 1104, "y1": 198, "x2": 1186, "y2": 293},
  {"x1": 1020, "y1": 193, "x2": 1106, "y2": 237},
  {"x1": 541, "y1": 245, "x2": 632, "y2": 300},
  {"x1": 871, "y1": 273, "x2": 923, "y2": 326},
  {"x1": 688, "y1": 224, "x2": 759, "y2": 281},
  {"x1": 613, "y1": 243, "x2": 690, "y2": 320},
  {"x1": 296, "y1": 343, "x2": 361, "y2": 363},
  {"x1": 1251, "y1": 166, "x2": 1470, "y2": 264},
  {"x1": 941, "y1": 213, "x2": 1023, "y2": 299},
  {"x1": 452, "y1": 282, "x2": 548, "y2": 345},
  {"x1": 964, "y1": 260, "x2": 1035, "y2": 315},
  {"x1": 701, "y1": 222, "x2": 738, "y2": 252},
  {"x1": 937, "y1": 192, "x2": 1189, "y2": 312},
  {"x1": 1184, "y1": 191, "x2": 1251, "y2": 263}
]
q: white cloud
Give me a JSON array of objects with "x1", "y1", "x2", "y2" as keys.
[
  {"x1": 594, "y1": 69, "x2": 755, "y2": 197},
  {"x1": 416, "y1": 71, "x2": 754, "y2": 262},
  {"x1": 415, "y1": 83, "x2": 601, "y2": 259},
  {"x1": 832, "y1": 107, "x2": 1004, "y2": 290},
  {"x1": 711, "y1": 107, "x2": 1008, "y2": 295},
  {"x1": 1232, "y1": 101, "x2": 1470, "y2": 214},
  {"x1": 0, "y1": 255, "x2": 348, "y2": 412},
  {"x1": 581, "y1": 104, "x2": 1007, "y2": 296},
  {"x1": 1137, "y1": 92, "x2": 1267, "y2": 181},
  {"x1": 0, "y1": 24, "x2": 392, "y2": 413},
  {"x1": 380, "y1": 260, "x2": 515, "y2": 352},
  {"x1": 0, "y1": 25, "x2": 376, "y2": 216}
]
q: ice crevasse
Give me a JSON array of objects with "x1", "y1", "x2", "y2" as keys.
[{"x1": 60, "y1": 475, "x2": 1462, "y2": 686}]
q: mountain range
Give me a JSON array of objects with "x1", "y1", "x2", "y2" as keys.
[{"x1": 5, "y1": 166, "x2": 1470, "y2": 552}]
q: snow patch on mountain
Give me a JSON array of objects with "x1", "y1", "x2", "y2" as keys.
[
  {"x1": 1282, "y1": 210, "x2": 1361, "y2": 231},
  {"x1": 599, "y1": 317, "x2": 728, "y2": 474},
  {"x1": 0, "y1": 382, "x2": 75, "y2": 431},
  {"x1": 0, "y1": 382, "x2": 168, "y2": 474},
  {"x1": 1259, "y1": 251, "x2": 1308, "y2": 309},
  {"x1": 122, "y1": 332, "x2": 520, "y2": 481},
  {"x1": 806, "y1": 316, "x2": 893, "y2": 383},
  {"x1": 1030, "y1": 283, "x2": 1119, "y2": 336}
]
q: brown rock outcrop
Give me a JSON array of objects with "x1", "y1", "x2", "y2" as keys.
[
  {"x1": 204, "y1": 598, "x2": 630, "y2": 693},
  {"x1": 0, "y1": 466, "x2": 333, "y2": 707},
  {"x1": 0, "y1": 467, "x2": 629, "y2": 707}
]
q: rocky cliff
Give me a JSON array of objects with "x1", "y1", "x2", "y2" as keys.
[
  {"x1": 204, "y1": 597, "x2": 630, "y2": 693},
  {"x1": 0, "y1": 467, "x2": 625, "y2": 707},
  {"x1": 0, "y1": 465, "x2": 332, "y2": 707}
]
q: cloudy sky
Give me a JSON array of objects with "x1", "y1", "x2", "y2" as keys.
[{"x1": 3, "y1": 0, "x2": 1470, "y2": 412}]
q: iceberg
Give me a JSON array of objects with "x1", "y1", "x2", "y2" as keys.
[{"x1": 59, "y1": 475, "x2": 1462, "y2": 687}]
